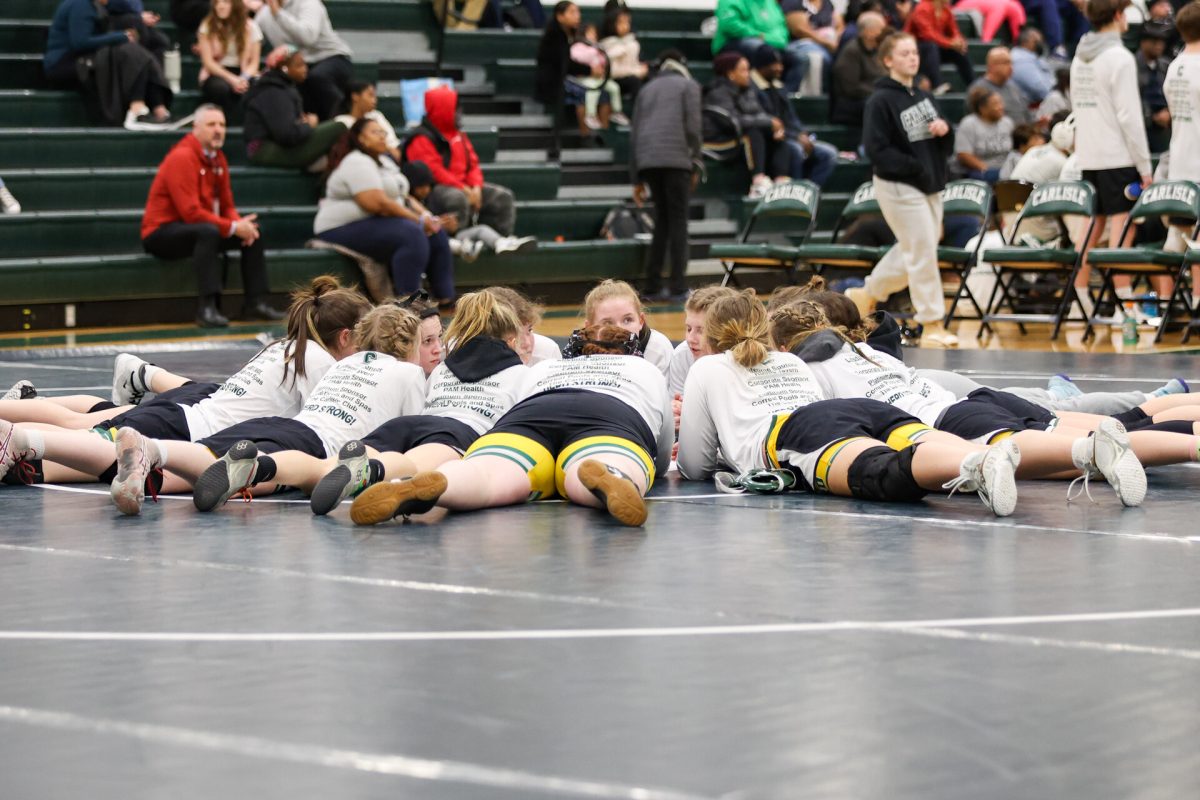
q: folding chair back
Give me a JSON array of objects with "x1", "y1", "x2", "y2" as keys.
[
  {"x1": 710, "y1": 179, "x2": 820, "y2": 287},
  {"x1": 793, "y1": 181, "x2": 891, "y2": 273},
  {"x1": 938, "y1": 179, "x2": 993, "y2": 326}
]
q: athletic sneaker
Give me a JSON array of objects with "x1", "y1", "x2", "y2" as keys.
[
  {"x1": 112, "y1": 353, "x2": 152, "y2": 406},
  {"x1": 493, "y1": 236, "x2": 537, "y2": 255},
  {"x1": 2, "y1": 380, "x2": 36, "y2": 401},
  {"x1": 0, "y1": 419, "x2": 37, "y2": 483},
  {"x1": 1070, "y1": 419, "x2": 1146, "y2": 507},
  {"x1": 350, "y1": 471, "x2": 448, "y2": 525},
  {"x1": 584, "y1": 114, "x2": 603, "y2": 131},
  {"x1": 610, "y1": 112, "x2": 631, "y2": 126},
  {"x1": 1047, "y1": 373, "x2": 1083, "y2": 400},
  {"x1": 456, "y1": 239, "x2": 485, "y2": 263},
  {"x1": 193, "y1": 439, "x2": 260, "y2": 512},
  {"x1": 310, "y1": 439, "x2": 374, "y2": 516},
  {"x1": 577, "y1": 458, "x2": 647, "y2": 527},
  {"x1": 0, "y1": 184, "x2": 20, "y2": 214},
  {"x1": 747, "y1": 174, "x2": 773, "y2": 199},
  {"x1": 944, "y1": 439, "x2": 1021, "y2": 517},
  {"x1": 1150, "y1": 377, "x2": 1189, "y2": 398},
  {"x1": 110, "y1": 427, "x2": 163, "y2": 516}
]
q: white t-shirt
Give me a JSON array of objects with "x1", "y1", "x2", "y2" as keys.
[
  {"x1": 197, "y1": 17, "x2": 263, "y2": 70},
  {"x1": 293, "y1": 352, "x2": 426, "y2": 456},
  {"x1": 1166, "y1": 52, "x2": 1200, "y2": 181},
  {"x1": 806, "y1": 341, "x2": 958, "y2": 426},
  {"x1": 314, "y1": 150, "x2": 410, "y2": 234},
  {"x1": 530, "y1": 333, "x2": 562, "y2": 365},
  {"x1": 677, "y1": 350, "x2": 825, "y2": 480},
  {"x1": 642, "y1": 328, "x2": 673, "y2": 376},
  {"x1": 333, "y1": 109, "x2": 401, "y2": 150},
  {"x1": 423, "y1": 361, "x2": 528, "y2": 435},
  {"x1": 183, "y1": 341, "x2": 334, "y2": 441},
  {"x1": 521, "y1": 354, "x2": 673, "y2": 475},
  {"x1": 667, "y1": 341, "x2": 695, "y2": 397}
]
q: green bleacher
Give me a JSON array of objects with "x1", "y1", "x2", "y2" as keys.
[{"x1": 0, "y1": 0, "x2": 1006, "y2": 327}]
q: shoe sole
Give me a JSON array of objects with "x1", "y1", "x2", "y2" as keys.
[
  {"x1": 980, "y1": 441, "x2": 1020, "y2": 517},
  {"x1": 577, "y1": 459, "x2": 647, "y2": 527},
  {"x1": 111, "y1": 428, "x2": 149, "y2": 516},
  {"x1": 350, "y1": 472, "x2": 448, "y2": 526},
  {"x1": 193, "y1": 440, "x2": 259, "y2": 512},
  {"x1": 1094, "y1": 421, "x2": 1147, "y2": 507},
  {"x1": 310, "y1": 440, "x2": 369, "y2": 516}
]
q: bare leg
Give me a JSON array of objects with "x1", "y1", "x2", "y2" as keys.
[
  {"x1": 597, "y1": 101, "x2": 611, "y2": 129},
  {"x1": 1125, "y1": 430, "x2": 1200, "y2": 466},
  {"x1": 0, "y1": 399, "x2": 131, "y2": 428},
  {"x1": 41, "y1": 461, "x2": 101, "y2": 484},
  {"x1": 35, "y1": 428, "x2": 126, "y2": 476},
  {"x1": 44, "y1": 395, "x2": 109, "y2": 413},
  {"x1": 156, "y1": 440, "x2": 217, "y2": 484},
  {"x1": 1007, "y1": 430, "x2": 1083, "y2": 478},
  {"x1": 264, "y1": 449, "x2": 331, "y2": 495},
  {"x1": 404, "y1": 443, "x2": 460, "y2": 473},
  {"x1": 437, "y1": 455, "x2": 530, "y2": 510},
  {"x1": 575, "y1": 106, "x2": 589, "y2": 136},
  {"x1": 376, "y1": 449, "x2": 420, "y2": 480},
  {"x1": 151, "y1": 371, "x2": 190, "y2": 393}
]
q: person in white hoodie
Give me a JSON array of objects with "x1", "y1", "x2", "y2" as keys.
[{"x1": 1070, "y1": 0, "x2": 1153, "y2": 311}]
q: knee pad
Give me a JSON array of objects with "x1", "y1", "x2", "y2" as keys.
[
  {"x1": 846, "y1": 445, "x2": 927, "y2": 503},
  {"x1": 1112, "y1": 407, "x2": 1149, "y2": 429}
]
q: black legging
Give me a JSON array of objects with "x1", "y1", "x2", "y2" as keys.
[
  {"x1": 143, "y1": 222, "x2": 268, "y2": 305},
  {"x1": 743, "y1": 127, "x2": 791, "y2": 177},
  {"x1": 916, "y1": 40, "x2": 975, "y2": 89},
  {"x1": 640, "y1": 167, "x2": 691, "y2": 296}
]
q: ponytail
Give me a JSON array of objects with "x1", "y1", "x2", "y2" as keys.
[
  {"x1": 704, "y1": 290, "x2": 770, "y2": 368},
  {"x1": 282, "y1": 275, "x2": 372, "y2": 386},
  {"x1": 443, "y1": 289, "x2": 522, "y2": 353}
]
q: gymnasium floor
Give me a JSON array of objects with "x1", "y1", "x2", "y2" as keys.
[{"x1": 1, "y1": 334, "x2": 1199, "y2": 799}]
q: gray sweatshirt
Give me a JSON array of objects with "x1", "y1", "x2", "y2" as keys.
[
  {"x1": 256, "y1": 0, "x2": 352, "y2": 63},
  {"x1": 1070, "y1": 31, "x2": 1150, "y2": 176},
  {"x1": 629, "y1": 61, "x2": 702, "y2": 178}
]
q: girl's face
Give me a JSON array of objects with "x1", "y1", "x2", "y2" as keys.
[
  {"x1": 683, "y1": 310, "x2": 712, "y2": 358},
  {"x1": 214, "y1": 0, "x2": 232, "y2": 20},
  {"x1": 517, "y1": 324, "x2": 535, "y2": 364},
  {"x1": 418, "y1": 316, "x2": 444, "y2": 375},
  {"x1": 615, "y1": 13, "x2": 631, "y2": 36},
  {"x1": 558, "y1": 3, "x2": 580, "y2": 29},
  {"x1": 884, "y1": 38, "x2": 921, "y2": 81},
  {"x1": 357, "y1": 121, "x2": 389, "y2": 156},
  {"x1": 590, "y1": 297, "x2": 644, "y2": 336},
  {"x1": 353, "y1": 85, "x2": 378, "y2": 114},
  {"x1": 583, "y1": 23, "x2": 597, "y2": 40}
]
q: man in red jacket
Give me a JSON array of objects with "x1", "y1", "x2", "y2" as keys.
[
  {"x1": 904, "y1": 0, "x2": 975, "y2": 93},
  {"x1": 142, "y1": 104, "x2": 283, "y2": 328},
  {"x1": 404, "y1": 86, "x2": 517, "y2": 236}
]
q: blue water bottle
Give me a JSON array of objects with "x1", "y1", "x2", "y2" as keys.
[{"x1": 1124, "y1": 182, "x2": 1143, "y2": 202}]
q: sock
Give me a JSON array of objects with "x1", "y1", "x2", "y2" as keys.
[
  {"x1": 368, "y1": 458, "x2": 385, "y2": 484},
  {"x1": 149, "y1": 438, "x2": 168, "y2": 468},
  {"x1": 1150, "y1": 378, "x2": 1189, "y2": 398},
  {"x1": 1047, "y1": 374, "x2": 1082, "y2": 399},
  {"x1": 1070, "y1": 436, "x2": 1093, "y2": 471},
  {"x1": 22, "y1": 430, "x2": 45, "y2": 460},
  {"x1": 255, "y1": 455, "x2": 277, "y2": 484},
  {"x1": 1115, "y1": 286, "x2": 1134, "y2": 300},
  {"x1": 138, "y1": 363, "x2": 165, "y2": 394}
]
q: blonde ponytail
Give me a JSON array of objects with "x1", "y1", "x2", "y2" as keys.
[
  {"x1": 443, "y1": 289, "x2": 522, "y2": 352},
  {"x1": 704, "y1": 290, "x2": 770, "y2": 368},
  {"x1": 351, "y1": 305, "x2": 421, "y2": 360}
]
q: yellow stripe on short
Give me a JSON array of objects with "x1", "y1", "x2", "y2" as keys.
[
  {"x1": 813, "y1": 436, "x2": 869, "y2": 494},
  {"x1": 464, "y1": 432, "x2": 556, "y2": 500},
  {"x1": 762, "y1": 413, "x2": 791, "y2": 469},
  {"x1": 987, "y1": 429, "x2": 1017, "y2": 445},
  {"x1": 555, "y1": 436, "x2": 655, "y2": 498},
  {"x1": 886, "y1": 422, "x2": 934, "y2": 451}
]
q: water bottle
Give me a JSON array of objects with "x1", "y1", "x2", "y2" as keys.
[
  {"x1": 165, "y1": 45, "x2": 182, "y2": 94},
  {"x1": 1122, "y1": 302, "x2": 1138, "y2": 347},
  {"x1": 1124, "y1": 182, "x2": 1143, "y2": 202}
]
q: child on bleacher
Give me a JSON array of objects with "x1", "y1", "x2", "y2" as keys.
[
  {"x1": 570, "y1": 22, "x2": 630, "y2": 129},
  {"x1": 599, "y1": 8, "x2": 649, "y2": 103}
]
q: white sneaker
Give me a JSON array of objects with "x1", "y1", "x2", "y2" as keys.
[
  {"x1": 110, "y1": 427, "x2": 162, "y2": 516},
  {"x1": 193, "y1": 439, "x2": 260, "y2": 512},
  {"x1": 584, "y1": 114, "x2": 603, "y2": 131},
  {"x1": 920, "y1": 323, "x2": 959, "y2": 349},
  {"x1": 458, "y1": 239, "x2": 485, "y2": 263},
  {"x1": 0, "y1": 185, "x2": 20, "y2": 214},
  {"x1": 0, "y1": 419, "x2": 38, "y2": 483},
  {"x1": 610, "y1": 112, "x2": 631, "y2": 126},
  {"x1": 2, "y1": 380, "x2": 36, "y2": 401},
  {"x1": 1070, "y1": 419, "x2": 1146, "y2": 507},
  {"x1": 748, "y1": 175, "x2": 773, "y2": 199},
  {"x1": 493, "y1": 235, "x2": 537, "y2": 255},
  {"x1": 944, "y1": 439, "x2": 1021, "y2": 517},
  {"x1": 111, "y1": 353, "x2": 151, "y2": 406}
]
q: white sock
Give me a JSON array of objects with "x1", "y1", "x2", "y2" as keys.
[
  {"x1": 23, "y1": 430, "x2": 45, "y2": 460},
  {"x1": 1115, "y1": 286, "x2": 1134, "y2": 300},
  {"x1": 1070, "y1": 436, "x2": 1092, "y2": 471},
  {"x1": 139, "y1": 364, "x2": 165, "y2": 394},
  {"x1": 149, "y1": 438, "x2": 168, "y2": 468}
]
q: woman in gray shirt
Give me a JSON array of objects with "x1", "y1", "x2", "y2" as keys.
[{"x1": 314, "y1": 118, "x2": 456, "y2": 308}]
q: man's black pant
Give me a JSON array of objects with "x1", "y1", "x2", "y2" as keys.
[
  {"x1": 143, "y1": 222, "x2": 268, "y2": 304},
  {"x1": 640, "y1": 167, "x2": 691, "y2": 295},
  {"x1": 303, "y1": 55, "x2": 354, "y2": 121}
]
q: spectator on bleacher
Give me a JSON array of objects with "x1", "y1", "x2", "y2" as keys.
[
  {"x1": 243, "y1": 47, "x2": 347, "y2": 169},
  {"x1": 535, "y1": 2, "x2": 610, "y2": 139},
  {"x1": 1144, "y1": 0, "x2": 1180, "y2": 53},
  {"x1": 750, "y1": 46, "x2": 839, "y2": 186},
  {"x1": 1020, "y1": 0, "x2": 1088, "y2": 60},
  {"x1": 845, "y1": 32, "x2": 959, "y2": 348},
  {"x1": 334, "y1": 81, "x2": 402, "y2": 162},
  {"x1": 571, "y1": 22, "x2": 630, "y2": 129},
  {"x1": 1137, "y1": 26, "x2": 1172, "y2": 132},
  {"x1": 952, "y1": 0, "x2": 1025, "y2": 42},
  {"x1": 0, "y1": 178, "x2": 20, "y2": 215},
  {"x1": 631, "y1": 49, "x2": 701, "y2": 302},
  {"x1": 142, "y1": 104, "x2": 282, "y2": 328},
  {"x1": 954, "y1": 86, "x2": 1013, "y2": 181},
  {"x1": 1000, "y1": 122, "x2": 1042, "y2": 176},
  {"x1": 905, "y1": 0, "x2": 975, "y2": 94},
  {"x1": 45, "y1": 0, "x2": 175, "y2": 129},
  {"x1": 315, "y1": 119, "x2": 457, "y2": 310},
  {"x1": 255, "y1": 0, "x2": 354, "y2": 121},
  {"x1": 832, "y1": 11, "x2": 887, "y2": 126},
  {"x1": 1162, "y1": 2, "x2": 1200, "y2": 303},
  {"x1": 1010, "y1": 115, "x2": 1072, "y2": 181},
  {"x1": 702, "y1": 53, "x2": 790, "y2": 198},
  {"x1": 780, "y1": 0, "x2": 844, "y2": 92},
  {"x1": 1010, "y1": 28, "x2": 1055, "y2": 103},
  {"x1": 1072, "y1": 0, "x2": 1153, "y2": 310},
  {"x1": 1039, "y1": 65, "x2": 1072, "y2": 116},
  {"x1": 197, "y1": 0, "x2": 263, "y2": 116},
  {"x1": 600, "y1": 9, "x2": 649, "y2": 105},
  {"x1": 171, "y1": 0, "x2": 211, "y2": 34},
  {"x1": 970, "y1": 47, "x2": 1035, "y2": 125},
  {"x1": 712, "y1": 0, "x2": 807, "y2": 93},
  {"x1": 404, "y1": 86, "x2": 518, "y2": 236},
  {"x1": 106, "y1": 0, "x2": 170, "y2": 62}
]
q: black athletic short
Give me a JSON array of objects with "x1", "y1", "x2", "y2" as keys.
[
  {"x1": 936, "y1": 387, "x2": 1054, "y2": 442},
  {"x1": 362, "y1": 415, "x2": 479, "y2": 454},
  {"x1": 1082, "y1": 167, "x2": 1141, "y2": 216},
  {"x1": 98, "y1": 381, "x2": 220, "y2": 441},
  {"x1": 196, "y1": 416, "x2": 326, "y2": 458}
]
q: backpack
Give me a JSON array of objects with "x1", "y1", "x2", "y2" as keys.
[{"x1": 599, "y1": 203, "x2": 654, "y2": 239}]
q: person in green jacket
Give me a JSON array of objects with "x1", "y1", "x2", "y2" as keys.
[{"x1": 713, "y1": 0, "x2": 806, "y2": 93}]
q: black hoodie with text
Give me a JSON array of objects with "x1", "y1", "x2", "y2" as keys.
[{"x1": 862, "y1": 77, "x2": 954, "y2": 195}]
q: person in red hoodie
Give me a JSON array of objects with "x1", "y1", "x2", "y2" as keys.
[
  {"x1": 904, "y1": 0, "x2": 975, "y2": 92},
  {"x1": 142, "y1": 104, "x2": 283, "y2": 328},
  {"x1": 404, "y1": 86, "x2": 517, "y2": 236}
]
